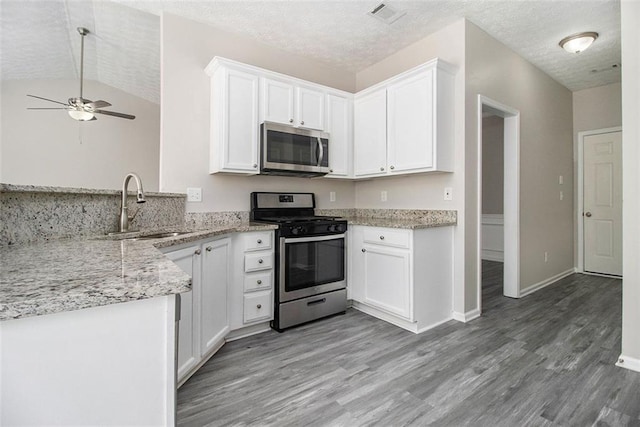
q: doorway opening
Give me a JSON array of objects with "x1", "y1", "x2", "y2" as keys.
[{"x1": 477, "y1": 95, "x2": 520, "y2": 314}]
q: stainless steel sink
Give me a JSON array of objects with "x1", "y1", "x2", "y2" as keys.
[{"x1": 126, "y1": 231, "x2": 191, "y2": 241}]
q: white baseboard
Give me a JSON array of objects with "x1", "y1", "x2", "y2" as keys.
[
  {"x1": 616, "y1": 354, "x2": 640, "y2": 372},
  {"x1": 481, "y1": 249, "x2": 504, "y2": 262},
  {"x1": 452, "y1": 308, "x2": 481, "y2": 323},
  {"x1": 519, "y1": 268, "x2": 576, "y2": 298},
  {"x1": 351, "y1": 301, "x2": 452, "y2": 334}
]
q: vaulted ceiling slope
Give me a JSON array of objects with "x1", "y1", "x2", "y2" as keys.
[{"x1": 0, "y1": 0, "x2": 620, "y2": 104}]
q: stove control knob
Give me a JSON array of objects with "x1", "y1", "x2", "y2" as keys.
[{"x1": 291, "y1": 226, "x2": 306, "y2": 236}]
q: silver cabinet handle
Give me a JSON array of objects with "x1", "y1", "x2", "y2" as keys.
[
  {"x1": 289, "y1": 118, "x2": 293, "y2": 123},
  {"x1": 206, "y1": 246, "x2": 212, "y2": 252},
  {"x1": 361, "y1": 248, "x2": 366, "y2": 253},
  {"x1": 194, "y1": 249, "x2": 201, "y2": 255},
  {"x1": 257, "y1": 304, "x2": 262, "y2": 309},
  {"x1": 301, "y1": 120, "x2": 305, "y2": 125},
  {"x1": 585, "y1": 212, "x2": 592, "y2": 217},
  {"x1": 258, "y1": 259, "x2": 264, "y2": 264},
  {"x1": 329, "y1": 169, "x2": 334, "y2": 173},
  {"x1": 253, "y1": 163, "x2": 258, "y2": 168},
  {"x1": 380, "y1": 236, "x2": 385, "y2": 240},
  {"x1": 380, "y1": 167, "x2": 384, "y2": 171},
  {"x1": 257, "y1": 279, "x2": 262, "y2": 285},
  {"x1": 390, "y1": 165, "x2": 395, "y2": 170},
  {"x1": 257, "y1": 239, "x2": 262, "y2": 244},
  {"x1": 316, "y1": 137, "x2": 324, "y2": 167}
]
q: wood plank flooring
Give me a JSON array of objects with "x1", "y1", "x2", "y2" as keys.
[{"x1": 178, "y1": 262, "x2": 638, "y2": 426}]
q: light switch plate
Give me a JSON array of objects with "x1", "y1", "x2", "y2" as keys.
[
  {"x1": 381, "y1": 191, "x2": 388, "y2": 202},
  {"x1": 329, "y1": 191, "x2": 336, "y2": 202},
  {"x1": 187, "y1": 187, "x2": 202, "y2": 202}
]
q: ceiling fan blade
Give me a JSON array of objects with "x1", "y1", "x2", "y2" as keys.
[
  {"x1": 27, "y1": 107, "x2": 70, "y2": 110},
  {"x1": 27, "y1": 94, "x2": 69, "y2": 106},
  {"x1": 94, "y1": 109, "x2": 136, "y2": 120},
  {"x1": 85, "y1": 100, "x2": 111, "y2": 109}
]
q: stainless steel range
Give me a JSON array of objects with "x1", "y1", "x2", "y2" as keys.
[{"x1": 250, "y1": 192, "x2": 347, "y2": 331}]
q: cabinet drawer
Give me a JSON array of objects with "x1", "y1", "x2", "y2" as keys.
[
  {"x1": 244, "y1": 232, "x2": 273, "y2": 251},
  {"x1": 363, "y1": 228, "x2": 410, "y2": 249},
  {"x1": 243, "y1": 291, "x2": 273, "y2": 323},
  {"x1": 243, "y1": 272, "x2": 272, "y2": 292},
  {"x1": 244, "y1": 252, "x2": 273, "y2": 272}
]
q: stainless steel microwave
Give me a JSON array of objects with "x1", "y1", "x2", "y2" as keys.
[{"x1": 260, "y1": 122, "x2": 330, "y2": 177}]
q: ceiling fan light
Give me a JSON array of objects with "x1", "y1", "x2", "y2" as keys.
[
  {"x1": 559, "y1": 32, "x2": 599, "y2": 53},
  {"x1": 68, "y1": 109, "x2": 95, "y2": 121}
]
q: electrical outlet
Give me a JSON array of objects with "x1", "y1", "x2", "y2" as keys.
[
  {"x1": 187, "y1": 187, "x2": 202, "y2": 202},
  {"x1": 560, "y1": 191, "x2": 564, "y2": 201},
  {"x1": 381, "y1": 191, "x2": 388, "y2": 202},
  {"x1": 544, "y1": 251, "x2": 548, "y2": 263},
  {"x1": 329, "y1": 191, "x2": 336, "y2": 202},
  {"x1": 559, "y1": 175, "x2": 564, "y2": 185},
  {"x1": 444, "y1": 187, "x2": 453, "y2": 201}
]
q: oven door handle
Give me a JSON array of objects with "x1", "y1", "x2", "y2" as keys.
[{"x1": 282, "y1": 233, "x2": 345, "y2": 244}]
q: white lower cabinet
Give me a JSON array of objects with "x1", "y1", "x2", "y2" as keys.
[
  {"x1": 163, "y1": 236, "x2": 230, "y2": 385},
  {"x1": 349, "y1": 225, "x2": 453, "y2": 334}
]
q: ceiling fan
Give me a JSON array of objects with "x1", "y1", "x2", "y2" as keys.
[{"x1": 27, "y1": 27, "x2": 135, "y2": 121}]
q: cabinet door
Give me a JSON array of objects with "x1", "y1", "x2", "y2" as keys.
[
  {"x1": 387, "y1": 69, "x2": 434, "y2": 173},
  {"x1": 297, "y1": 86, "x2": 325, "y2": 130},
  {"x1": 354, "y1": 89, "x2": 387, "y2": 177},
  {"x1": 326, "y1": 94, "x2": 352, "y2": 177},
  {"x1": 362, "y1": 244, "x2": 412, "y2": 320},
  {"x1": 213, "y1": 67, "x2": 260, "y2": 173},
  {"x1": 164, "y1": 245, "x2": 201, "y2": 382},
  {"x1": 348, "y1": 226, "x2": 365, "y2": 301},
  {"x1": 262, "y1": 78, "x2": 295, "y2": 126},
  {"x1": 200, "y1": 238, "x2": 230, "y2": 356}
]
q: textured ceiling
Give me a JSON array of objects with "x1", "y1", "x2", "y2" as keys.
[{"x1": 0, "y1": 0, "x2": 621, "y2": 104}]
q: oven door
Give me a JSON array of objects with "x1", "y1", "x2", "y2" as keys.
[{"x1": 279, "y1": 233, "x2": 346, "y2": 303}]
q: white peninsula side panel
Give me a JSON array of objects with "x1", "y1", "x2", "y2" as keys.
[{"x1": 0, "y1": 295, "x2": 178, "y2": 426}]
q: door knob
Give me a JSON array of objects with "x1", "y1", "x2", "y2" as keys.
[{"x1": 585, "y1": 212, "x2": 592, "y2": 217}]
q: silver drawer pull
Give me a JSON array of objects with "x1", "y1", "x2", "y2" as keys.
[
  {"x1": 205, "y1": 246, "x2": 212, "y2": 252},
  {"x1": 380, "y1": 167, "x2": 384, "y2": 171},
  {"x1": 257, "y1": 304, "x2": 262, "y2": 309},
  {"x1": 289, "y1": 118, "x2": 293, "y2": 123},
  {"x1": 257, "y1": 239, "x2": 262, "y2": 244},
  {"x1": 257, "y1": 280, "x2": 262, "y2": 285},
  {"x1": 362, "y1": 248, "x2": 366, "y2": 253},
  {"x1": 380, "y1": 236, "x2": 385, "y2": 240},
  {"x1": 258, "y1": 259, "x2": 264, "y2": 264},
  {"x1": 300, "y1": 120, "x2": 305, "y2": 125},
  {"x1": 194, "y1": 249, "x2": 201, "y2": 255}
]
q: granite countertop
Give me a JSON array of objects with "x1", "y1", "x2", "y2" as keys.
[
  {"x1": 0, "y1": 222, "x2": 277, "y2": 322},
  {"x1": 341, "y1": 210, "x2": 457, "y2": 229}
]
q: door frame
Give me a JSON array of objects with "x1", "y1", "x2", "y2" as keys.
[
  {"x1": 477, "y1": 95, "x2": 521, "y2": 314},
  {"x1": 576, "y1": 126, "x2": 623, "y2": 274}
]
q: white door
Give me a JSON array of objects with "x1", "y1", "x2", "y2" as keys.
[
  {"x1": 387, "y1": 69, "x2": 434, "y2": 173},
  {"x1": 354, "y1": 89, "x2": 387, "y2": 177},
  {"x1": 164, "y1": 245, "x2": 201, "y2": 382},
  {"x1": 200, "y1": 238, "x2": 230, "y2": 356},
  {"x1": 262, "y1": 78, "x2": 295, "y2": 126},
  {"x1": 297, "y1": 86, "x2": 325, "y2": 130},
  {"x1": 362, "y1": 244, "x2": 411, "y2": 320},
  {"x1": 326, "y1": 94, "x2": 352, "y2": 177},
  {"x1": 584, "y1": 131, "x2": 622, "y2": 276}
]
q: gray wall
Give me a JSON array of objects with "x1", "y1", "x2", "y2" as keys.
[
  {"x1": 465, "y1": 21, "x2": 574, "y2": 310},
  {"x1": 482, "y1": 115, "x2": 504, "y2": 215}
]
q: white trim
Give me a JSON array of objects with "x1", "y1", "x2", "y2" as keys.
[
  {"x1": 482, "y1": 214, "x2": 504, "y2": 261},
  {"x1": 576, "y1": 127, "x2": 623, "y2": 273},
  {"x1": 616, "y1": 354, "x2": 640, "y2": 372},
  {"x1": 582, "y1": 271, "x2": 622, "y2": 279},
  {"x1": 477, "y1": 95, "x2": 521, "y2": 316},
  {"x1": 519, "y1": 268, "x2": 575, "y2": 297},
  {"x1": 452, "y1": 308, "x2": 481, "y2": 323},
  {"x1": 351, "y1": 301, "x2": 453, "y2": 334}
]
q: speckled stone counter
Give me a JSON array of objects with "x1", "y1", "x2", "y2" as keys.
[
  {"x1": 0, "y1": 223, "x2": 277, "y2": 321},
  {"x1": 317, "y1": 209, "x2": 457, "y2": 229}
]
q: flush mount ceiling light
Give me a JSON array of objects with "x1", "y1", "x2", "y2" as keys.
[
  {"x1": 368, "y1": 3, "x2": 406, "y2": 25},
  {"x1": 559, "y1": 32, "x2": 599, "y2": 53}
]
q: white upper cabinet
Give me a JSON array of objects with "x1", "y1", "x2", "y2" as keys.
[
  {"x1": 353, "y1": 58, "x2": 456, "y2": 178},
  {"x1": 326, "y1": 94, "x2": 352, "y2": 177},
  {"x1": 207, "y1": 60, "x2": 260, "y2": 175},
  {"x1": 262, "y1": 78, "x2": 325, "y2": 130},
  {"x1": 262, "y1": 78, "x2": 295, "y2": 125},
  {"x1": 354, "y1": 88, "x2": 387, "y2": 177},
  {"x1": 297, "y1": 86, "x2": 325, "y2": 130}
]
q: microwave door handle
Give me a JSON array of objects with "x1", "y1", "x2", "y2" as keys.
[{"x1": 316, "y1": 137, "x2": 324, "y2": 167}]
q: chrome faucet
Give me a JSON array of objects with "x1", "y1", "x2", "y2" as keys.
[{"x1": 119, "y1": 173, "x2": 146, "y2": 232}]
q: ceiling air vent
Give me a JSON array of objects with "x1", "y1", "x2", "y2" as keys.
[{"x1": 368, "y1": 3, "x2": 406, "y2": 25}]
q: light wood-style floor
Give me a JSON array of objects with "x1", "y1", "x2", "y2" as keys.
[{"x1": 178, "y1": 261, "x2": 638, "y2": 426}]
